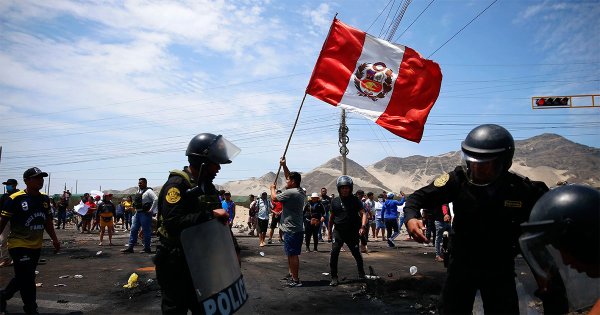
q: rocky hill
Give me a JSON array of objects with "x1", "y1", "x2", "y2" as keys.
[{"x1": 114, "y1": 134, "x2": 599, "y2": 196}]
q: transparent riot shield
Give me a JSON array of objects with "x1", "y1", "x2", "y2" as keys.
[{"x1": 180, "y1": 220, "x2": 248, "y2": 315}]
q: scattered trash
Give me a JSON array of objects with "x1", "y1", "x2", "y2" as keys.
[
  {"x1": 364, "y1": 275, "x2": 380, "y2": 280},
  {"x1": 39, "y1": 258, "x2": 47, "y2": 263},
  {"x1": 74, "y1": 275, "x2": 83, "y2": 279},
  {"x1": 35, "y1": 270, "x2": 40, "y2": 275},
  {"x1": 123, "y1": 273, "x2": 139, "y2": 288},
  {"x1": 96, "y1": 251, "x2": 103, "y2": 256},
  {"x1": 146, "y1": 279, "x2": 154, "y2": 285},
  {"x1": 409, "y1": 266, "x2": 418, "y2": 275},
  {"x1": 36, "y1": 283, "x2": 43, "y2": 287},
  {"x1": 414, "y1": 303, "x2": 423, "y2": 310},
  {"x1": 57, "y1": 299, "x2": 69, "y2": 303},
  {"x1": 322, "y1": 272, "x2": 329, "y2": 276},
  {"x1": 59, "y1": 275, "x2": 70, "y2": 279},
  {"x1": 136, "y1": 266, "x2": 155, "y2": 272},
  {"x1": 53, "y1": 284, "x2": 67, "y2": 287},
  {"x1": 259, "y1": 252, "x2": 265, "y2": 257},
  {"x1": 423, "y1": 252, "x2": 428, "y2": 255}
]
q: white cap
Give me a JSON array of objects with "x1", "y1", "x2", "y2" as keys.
[{"x1": 311, "y1": 193, "x2": 319, "y2": 198}]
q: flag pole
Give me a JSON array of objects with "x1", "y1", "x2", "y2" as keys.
[
  {"x1": 273, "y1": 13, "x2": 338, "y2": 186},
  {"x1": 273, "y1": 92, "x2": 308, "y2": 185}
]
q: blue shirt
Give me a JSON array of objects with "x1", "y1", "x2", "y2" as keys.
[
  {"x1": 221, "y1": 200, "x2": 235, "y2": 224},
  {"x1": 382, "y1": 197, "x2": 405, "y2": 219}
]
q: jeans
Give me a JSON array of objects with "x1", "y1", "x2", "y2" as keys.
[
  {"x1": 434, "y1": 220, "x2": 451, "y2": 257},
  {"x1": 124, "y1": 211, "x2": 133, "y2": 229},
  {"x1": 128, "y1": 211, "x2": 153, "y2": 250}
]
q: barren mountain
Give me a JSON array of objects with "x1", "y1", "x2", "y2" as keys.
[
  {"x1": 220, "y1": 133, "x2": 599, "y2": 195},
  {"x1": 114, "y1": 134, "x2": 599, "y2": 196}
]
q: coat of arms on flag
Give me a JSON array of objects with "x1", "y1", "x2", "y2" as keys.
[{"x1": 306, "y1": 18, "x2": 443, "y2": 143}]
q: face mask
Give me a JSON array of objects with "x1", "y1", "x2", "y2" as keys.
[
  {"x1": 378, "y1": 198, "x2": 384, "y2": 202},
  {"x1": 6, "y1": 185, "x2": 15, "y2": 193}
]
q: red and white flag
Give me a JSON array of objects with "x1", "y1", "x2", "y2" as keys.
[{"x1": 306, "y1": 19, "x2": 442, "y2": 143}]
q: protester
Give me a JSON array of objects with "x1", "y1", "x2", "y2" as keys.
[
  {"x1": 122, "y1": 196, "x2": 134, "y2": 231},
  {"x1": 319, "y1": 187, "x2": 331, "y2": 241},
  {"x1": 97, "y1": 193, "x2": 116, "y2": 246},
  {"x1": 355, "y1": 190, "x2": 369, "y2": 253},
  {"x1": 247, "y1": 194, "x2": 258, "y2": 236},
  {"x1": 303, "y1": 193, "x2": 325, "y2": 252},
  {"x1": 55, "y1": 196, "x2": 68, "y2": 229},
  {"x1": 221, "y1": 191, "x2": 236, "y2": 227},
  {"x1": 76, "y1": 193, "x2": 90, "y2": 232},
  {"x1": 267, "y1": 190, "x2": 283, "y2": 244},
  {"x1": 403, "y1": 124, "x2": 549, "y2": 314},
  {"x1": 256, "y1": 192, "x2": 271, "y2": 247},
  {"x1": 0, "y1": 167, "x2": 60, "y2": 315},
  {"x1": 365, "y1": 192, "x2": 376, "y2": 240},
  {"x1": 154, "y1": 133, "x2": 240, "y2": 313},
  {"x1": 382, "y1": 192, "x2": 405, "y2": 247},
  {"x1": 91, "y1": 195, "x2": 101, "y2": 231},
  {"x1": 82, "y1": 196, "x2": 96, "y2": 234},
  {"x1": 0, "y1": 179, "x2": 19, "y2": 268},
  {"x1": 374, "y1": 193, "x2": 386, "y2": 241},
  {"x1": 114, "y1": 199, "x2": 125, "y2": 230},
  {"x1": 270, "y1": 157, "x2": 305, "y2": 287},
  {"x1": 434, "y1": 203, "x2": 452, "y2": 262},
  {"x1": 122, "y1": 178, "x2": 158, "y2": 254},
  {"x1": 328, "y1": 175, "x2": 368, "y2": 286}
]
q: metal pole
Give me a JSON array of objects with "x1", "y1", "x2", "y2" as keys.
[
  {"x1": 75, "y1": 180, "x2": 78, "y2": 194},
  {"x1": 339, "y1": 109, "x2": 349, "y2": 175},
  {"x1": 47, "y1": 173, "x2": 51, "y2": 195},
  {"x1": 274, "y1": 93, "x2": 309, "y2": 184}
]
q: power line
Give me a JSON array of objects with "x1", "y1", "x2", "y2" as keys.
[
  {"x1": 428, "y1": 0, "x2": 498, "y2": 58},
  {"x1": 393, "y1": 0, "x2": 436, "y2": 42}
]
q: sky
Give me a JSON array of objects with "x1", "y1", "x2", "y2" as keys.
[{"x1": 0, "y1": 0, "x2": 598, "y2": 195}]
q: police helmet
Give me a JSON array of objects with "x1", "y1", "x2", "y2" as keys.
[
  {"x1": 336, "y1": 175, "x2": 353, "y2": 193},
  {"x1": 519, "y1": 184, "x2": 600, "y2": 311},
  {"x1": 186, "y1": 133, "x2": 241, "y2": 166},
  {"x1": 460, "y1": 124, "x2": 514, "y2": 186}
]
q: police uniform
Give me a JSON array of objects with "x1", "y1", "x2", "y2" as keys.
[
  {"x1": 404, "y1": 166, "x2": 549, "y2": 314},
  {"x1": 154, "y1": 169, "x2": 225, "y2": 313},
  {"x1": 0, "y1": 190, "x2": 52, "y2": 314}
]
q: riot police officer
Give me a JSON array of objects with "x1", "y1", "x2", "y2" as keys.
[
  {"x1": 154, "y1": 133, "x2": 241, "y2": 314},
  {"x1": 519, "y1": 184, "x2": 600, "y2": 314},
  {"x1": 403, "y1": 124, "x2": 549, "y2": 314}
]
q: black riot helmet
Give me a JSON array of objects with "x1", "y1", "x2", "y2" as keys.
[
  {"x1": 460, "y1": 124, "x2": 514, "y2": 186},
  {"x1": 336, "y1": 175, "x2": 354, "y2": 194},
  {"x1": 186, "y1": 133, "x2": 241, "y2": 167},
  {"x1": 519, "y1": 184, "x2": 600, "y2": 311}
]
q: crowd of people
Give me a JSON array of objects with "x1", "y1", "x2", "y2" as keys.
[{"x1": 1, "y1": 125, "x2": 599, "y2": 315}]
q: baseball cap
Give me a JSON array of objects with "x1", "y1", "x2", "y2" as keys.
[
  {"x1": 2, "y1": 179, "x2": 18, "y2": 185},
  {"x1": 23, "y1": 167, "x2": 48, "y2": 179}
]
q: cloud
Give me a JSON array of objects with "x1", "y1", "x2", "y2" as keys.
[{"x1": 302, "y1": 3, "x2": 333, "y2": 36}]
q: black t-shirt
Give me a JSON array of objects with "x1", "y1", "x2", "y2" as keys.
[{"x1": 331, "y1": 195, "x2": 363, "y2": 232}]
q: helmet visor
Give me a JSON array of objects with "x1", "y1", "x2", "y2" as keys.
[
  {"x1": 208, "y1": 135, "x2": 241, "y2": 164},
  {"x1": 519, "y1": 232, "x2": 600, "y2": 311},
  {"x1": 461, "y1": 152, "x2": 504, "y2": 186}
]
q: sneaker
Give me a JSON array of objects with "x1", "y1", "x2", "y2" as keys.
[
  {"x1": 435, "y1": 255, "x2": 444, "y2": 262},
  {"x1": 387, "y1": 240, "x2": 396, "y2": 248},
  {"x1": 267, "y1": 239, "x2": 272, "y2": 244},
  {"x1": 329, "y1": 277, "x2": 339, "y2": 287},
  {"x1": 358, "y1": 272, "x2": 366, "y2": 280},
  {"x1": 140, "y1": 249, "x2": 152, "y2": 254},
  {"x1": 287, "y1": 279, "x2": 302, "y2": 287},
  {"x1": 305, "y1": 247, "x2": 311, "y2": 253},
  {"x1": 121, "y1": 247, "x2": 134, "y2": 253}
]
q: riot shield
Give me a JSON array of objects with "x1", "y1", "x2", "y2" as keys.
[{"x1": 180, "y1": 220, "x2": 247, "y2": 315}]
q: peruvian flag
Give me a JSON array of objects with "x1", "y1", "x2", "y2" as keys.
[{"x1": 306, "y1": 18, "x2": 442, "y2": 143}]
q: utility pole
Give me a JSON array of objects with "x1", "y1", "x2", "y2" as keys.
[
  {"x1": 75, "y1": 180, "x2": 78, "y2": 194},
  {"x1": 47, "y1": 173, "x2": 51, "y2": 195},
  {"x1": 339, "y1": 109, "x2": 349, "y2": 175}
]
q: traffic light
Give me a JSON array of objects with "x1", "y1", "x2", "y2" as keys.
[{"x1": 534, "y1": 97, "x2": 569, "y2": 106}]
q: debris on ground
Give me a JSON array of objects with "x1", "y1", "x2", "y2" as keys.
[{"x1": 123, "y1": 273, "x2": 139, "y2": 288}]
